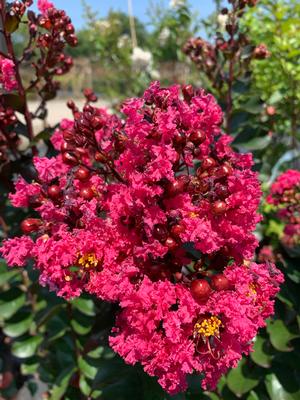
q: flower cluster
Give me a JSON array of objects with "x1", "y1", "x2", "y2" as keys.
[
  {"x1": 267, "y1": 170, "x2": 300, "y2": 249},
  {"x1": 0, "y1": 57, "x2": 17, "y2": 92},
  {"x1": 0, "y1": 102, "x2": 18, "y2": 165},
  {"x1": 182, "y1": 1, "x2": 268, "y2": 97},
  {"x1": 0, "y1": 0, "x2": 77, "y2": 172},
  {"x1": 1, "y1": 82, "x2": 283, "y2": 393}
]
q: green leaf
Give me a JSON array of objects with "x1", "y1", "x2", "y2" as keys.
[
  {"x1": 12, "y1": 335, "x2": 43, "y2": 358},
  {"x1": 246, "y1": 391, "x2": 260, "y2": 400},
  {"x1": 235, "y1": 136, "x2": 271, "y2": 151},
  {"x1": 267, "y1": 320, "x2": 299, "y2": 352},
  {"x1": 45, "y1": 315, "x2": 68, "y2": 342},
  {"x1": 79, "y1": 375, "x2": 92, "y2": 396},
  {"x1": 4, "y1": 14, "x2": 20, "y2": 33},
  {"x1": 71, "y1": 311, "x2": 93, "y2": 336},
  {"x1": 20, "y1": 357, "x2": 39, "y2": 375},
  {"x1": 49, "y1": 366, "x2": 76, "y2": 400},
  {"x1": 3, "y1": 311, "x2": 33, "y2": 338},
  {"x1": 78, "y1": 356, "x2": 98, "y2": 380},
  {"x1": 227, "y1": 358, "x2": 260, "y2": 397},
  {"x1": 36, "y1": 304, "x2": 63, "y2": 329},
  {"x1": 250, "y1": 336, "x2": 273, "y2": 368},
  {"x1": 265, "y1": 373, "x2": 300, "y2": 400},
  {"x1": 71, "y1": 296, "x2": 96, "y2": 316},
  {"x1": 91, "y1": 389, "x2": 103, "y2": 399},
  {"x1": 0, "y1": 288, "x2": 26, "y2": 320},
  {"x1": 0, "y1": 262, "x2": 20, "y2": 286},
  {"x1": 87, "y1": 346, "x2": 104, "y2": 359},
  {"x1": 242, "y1": 97, "x2": 262, "y2": 114}
]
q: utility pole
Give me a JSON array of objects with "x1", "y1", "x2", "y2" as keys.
[{"x1": 128, "y1": 0, "x2": 137, "y2": 48}]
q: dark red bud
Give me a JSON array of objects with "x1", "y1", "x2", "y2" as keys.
[
  {"x1": 95, "y1": 151, "x2": 107, "y2": 163},
  {"x1": 189, "y1": 130, "x2": 206, "y2": 146},
  {"x1": 80, "y1": 187, "x2": 95, "y2": 200},
  {"x1": 166, "y1": 176, "x2": 189, "y2": 197},
  {"x1": 171, "y1": 224, "x2": 185, "y2": 236},
  {"x1": 219, "y1": 163, "x2": 233, "y2": 177},
  {"x1": 62, "y1": 129, "x2": 74, "y2": 143},
  {"x1": 65, "y1": 23, "x2": 74, "y2": 34},
  {"x1": 182, "y1": 84, "x2": 194, "y2": 102},
  {"x1": 21, "y1": 218, "x2": 42, "y2": 234},
  {"x1": 212, "y1": 200, "x2": 227, "y2": 214},
  {"x1": 211, "y1": 274, "x2": 230, "y2": 291},
  {"x1": 216, "y1": 184, "x2": 229, "y2": 199},
  {"x1": 60, "y1": 141, "x2": 73, "y2": 152},
  {"x1": 62, "y1": 151, "x2": 78, "y2": 165},
  {"x1": 47, "y1": 185, "x2": 61, "y2": 200},
  {"x1": 75, "y1": 166, "x2": 90, "y2": 181},
  {"x1": 153, "y1": 224, "x2": 169, "y2": 242},
  {"x1": 191, "y1": 279, "x2": 211, "y2": 301},
  {"x1": 165, "y1": 237, "x2": 178, "y2": 250},
  {"x1": 202, "y1": 157, "x2": 217, "y2": 170}
]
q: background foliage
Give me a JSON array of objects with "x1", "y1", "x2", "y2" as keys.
[{"x1": 0, "y1": 0, "x2": 299, "y2": 399}]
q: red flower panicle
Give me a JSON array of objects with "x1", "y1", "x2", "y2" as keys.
[
  {"x1": 267, "y1": 169, "x2": 300, "y2": 248},
  {"x1": 1, "y1": 82, "x2": 283, "y2": 393}
]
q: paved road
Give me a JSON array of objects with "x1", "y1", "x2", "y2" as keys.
[{"x1": 28, "y1": 98, "x2": 110, "y2": 134}]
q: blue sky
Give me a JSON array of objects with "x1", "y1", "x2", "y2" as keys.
[{"x1": 43, "y1": 1, "x2": 217, "y2": 28}]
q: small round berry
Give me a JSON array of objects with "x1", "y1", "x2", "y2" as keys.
[
  {"x1": 266, "y1": 106, "x2": 276, "y2": 116},
  {"x1": 212, "y1": 200, "x2": 227, "y2": 214},
  {"x1": 191, "y1": 279, "x2": 211, "y2": 301},
  {"x1": 80, "y1": 187, "x2": 95, "y2": 200},
  {"x1": 189, "y1": 130, "x2": 206, "y2": 145},
  {"x1": 166, "y1": 176, "x2": 188, "y2": 197},
  {"x1": 21, "y1": 218, "x2": 42, "y2": 234},
  {"x1": 47, "y1": 185, "x2": 61, "y2": 200},
  {"x1": 211, "y1": 274, "x2": 230, "y2": 291},
  {"x1": 75, "y1": 166, "x2": 90, "y2": 181}
]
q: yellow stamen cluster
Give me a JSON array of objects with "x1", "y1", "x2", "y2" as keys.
[
  {"x1": 77, "y1": 253, "x2": 99, "y2": 269},
  {"x1": 248, "y1": 283, "x2": 257, "y2": 297},
  {"x1": 194, "y1": 316, "x2": 222, "y2": 338},
  {"x1": 188, "y1": 212, "x2": 199, "y2": 218}
]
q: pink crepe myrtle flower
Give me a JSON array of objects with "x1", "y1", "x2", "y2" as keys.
[
  {"x1": 0, "y1": 57, "x2": 17, "y2": 92},
  {"x1": 110, "y1": 262, "x2": 283, "y2": 394},
  {"x1": 37, "y1": 0, "x2": 54, "y2": 14}
]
